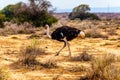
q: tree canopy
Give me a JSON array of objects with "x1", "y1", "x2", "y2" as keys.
[
  {"x1": 0, "y1": 0, "x2": 57, "y2": 27},
  {"x1": 69, "y1": 4, "x2": 100, "y2": 20},
  {"x1": 73, "y1": 4, "x2": 90, "y2": 13}
]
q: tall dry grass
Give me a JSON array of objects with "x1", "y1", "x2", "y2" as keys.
[
  {"x1": 19, "y1": 39, "x2": 44, "y2": 66},
  {"x1": 80, "y1": 54, "x2": 120, "y2": 80},
  {"x1": 0, "y1": 67, "x2": 10, "y2": 80},
  {"x1": 85, "y1": 28, "x2": 108, "y2": 39},
  {"x1": 71, "y1": 48, "x2": 92, "y2": 61},
  {"x1": 0, "y1": 22, "x2": 35, "y2": 36}
]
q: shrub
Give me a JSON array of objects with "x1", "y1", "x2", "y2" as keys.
[
  {"x1": 1, "y1": 1, "x2": 58, "y2": 27},
  {"x1": 27, "y1": 10, "x2": 57, "y2": 27},
  {"x1": 106, "y1": 28, "x2": 117, "y2": 35},
  {"x1": 0, "y1": 13, "x2": 5, "y2": 28},
  {"x1": 0, "y1": 22, "x2": 35, "y2": 35},
  {"x1": 85, "y1": 28, "x2": 108, "y2": 39},
  {"x1": 0, "y1": 67, "x2": 10, "y2": 80},
  {"x1": 19, "y1": 39, "x2": 45, "y2": 66},
  {"x1": 28, "y1": 34, "x2": 40, "y2": 39},
  {"x1": 69, "y1": 12, "x2": 100, "y2": 20},
  {"x1": 117, "y1": 44, "x2": 120, "y2": 47},
  {"x1": 41, "y1": 58, "x2": 57, "y2": 68},
  {"x1": 80, "y1": 54, "x2": 120, "y2": 80},
  {"x1": 69, "y1": 4, "x2": 100, "y2": 20},
  {"x1": 0, "y1": 5, "x2": 14, "y2": 21},
  {"x1": 71, "y1": 49, "x2": 92, "y2": 61},
  {"x1": 87, "y1": 13, "x2": 100, "y2": 20},
  {"x1": 13, "y1": 10, "x2": 57, "y2": 27},
  {"x1": 0, "y1": 19, "x2": 3, "y2": 28},
  {"x1": 67, "y1": 65, "x2": 87, "y2": 72}
]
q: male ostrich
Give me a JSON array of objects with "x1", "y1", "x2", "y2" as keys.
[{"x1": 46, "y1": 25, "x2": 85, "y2": 57}]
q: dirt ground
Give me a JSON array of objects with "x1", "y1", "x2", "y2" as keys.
[{"x1": 0, "y1": 20, "x2": 120, "y2": 80}]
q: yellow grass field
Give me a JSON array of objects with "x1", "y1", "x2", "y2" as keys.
[{"x1": 0, "y1": 19, "x2": 120, "y2": 80}]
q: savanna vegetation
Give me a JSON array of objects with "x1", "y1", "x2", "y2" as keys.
[
  {"x1": 0, "y1": 0, "x2": 57, "y2": 27},
  {"x1": 0, "y1": 0, "x2": 120, "y2": 80},
  {"x1": 69, "y1": 4, "x2": 100, "y2": 20}
]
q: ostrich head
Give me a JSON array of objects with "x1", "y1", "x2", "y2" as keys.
[{"x1": 78, "y1": 31, "x2": 85, "y2": 39}]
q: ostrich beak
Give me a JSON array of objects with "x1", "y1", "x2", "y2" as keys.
[{"x1": 79, "y1": 31, "x2": 85, "y2": 39}]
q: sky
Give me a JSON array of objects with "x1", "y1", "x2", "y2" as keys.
[
  {"x1": 48, "y1": 0, "x2": 120, "y2": 9},
  {"x1": 0, "y1": 0, "x2": 120, "y2": 12}
]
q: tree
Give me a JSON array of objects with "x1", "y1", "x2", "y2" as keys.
[
  {"x1": 1, "y1": 0, "x2": 57, "y2": 27},
  {"x1": 73, "y1": 4, "x2": 90, "y2": 13},
  {"x1": 0, "y1": 13, "x2": 5, "y2": 28},
  {"x1": 69, "y1": 4, "x2": 100, "y2": 20},
  {"x1": 0, "y1": 5, "x2": 15, "y2": 21},
  {"x1": 26, "y1": 0, "x2": 52, "y2": 15}
]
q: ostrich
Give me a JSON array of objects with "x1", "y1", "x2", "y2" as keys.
[{"x1": 46, "y1": 25, "x2": 85, "y2": 57}]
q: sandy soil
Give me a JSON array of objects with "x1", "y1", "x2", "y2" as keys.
[
  {"x1": 0, "y1": 20, "x2": 120, "y2": 80},
  {"x1": 0, "y1": 29, "x2": 120, "y2": 80}
]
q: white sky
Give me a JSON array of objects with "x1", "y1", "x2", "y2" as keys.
[
  {"x1": 0, "y1": 0, "x2": 120, "y2": 10},
  {"x1": 48, "y1": 0, "x2": 120, "y2": 9}
]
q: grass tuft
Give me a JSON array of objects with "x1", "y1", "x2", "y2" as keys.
[
  {"x1": 85, "y1": 28, "x2": 108, "y2": 39},
  {"x1": 41, "y1": 58, "x2": 58, "y2": 68},
  {"x1": 0, "y1": 22, "x2": 35, "y2": 36},
  {"x1": 19, "y1": 39, "x2": 45, "y2": 66},
  {"x1": 71, "y1": 49, "x2": 92, "y2": 61},
  {"x1": 0, "y1": 67, "x2": 10, "y2": 80},
  {"x1": 80, "y1": 54, "x2": 120, "y2": 80},
  {"x1": 28, "y1": 34, "x2": 40, "y2": 39}
]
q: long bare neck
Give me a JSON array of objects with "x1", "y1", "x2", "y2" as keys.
[{"x1": 46, "y1": 25, "x2": 51, "y2": 38}]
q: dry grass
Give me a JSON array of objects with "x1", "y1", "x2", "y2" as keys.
[
  {"x1": 0, "y1": 22, "x2": 35, "y2": 36},
  {"x1": 71, "y1": 49, "x2": 92, "y2": 61},
  {"x1": 101, "y1": 42, "x2": 113, "y2": 46},
  {"x1": 117, "y1": 44, "x2": 120, "y2": 47},
  {"x1": 0, "y1": 67, "x2": 10, "y2": 80},
  {"x1": 28, "y1": 34, "x2": 41, "y2": 39},
  {"x1": 0, "y1": 19, "x2": 120, "y2": 80},
  {"x1": 85, "y1": 28, "x2": 108, "y2": 39},
  {"x1": 67, "y1": 65, "x2": 87, "y2": 72},
  {"x1": 80, "y1": 54, "x2": 120, "y2": 80},
  {"x1": 41, "y1": 58, "x2": 58, "y2": 68},
  {"x1": 52, "y1": 72, "x2": 63, "y2": 80},
  {"x1": 106, "y1": 28, "x2": 117, "y2": 35},
  {"x1": 19, "y1": 39, "x2": 45, "y2": 66}
]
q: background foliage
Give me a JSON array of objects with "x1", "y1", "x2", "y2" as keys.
[
  {"x1": 0, "y1": 0, "x2": 57, "y2": 27},
  {"x1": 69, "y1": 4, "x2": 100, "y2": 20}
]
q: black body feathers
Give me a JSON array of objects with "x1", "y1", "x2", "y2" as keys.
[{"x1": 51, "y1": 26, "x2": 80, "y2": 41}]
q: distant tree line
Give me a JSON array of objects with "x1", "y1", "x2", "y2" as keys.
[
  {"x1": 0, "y1": 2, "x2": 100, "y2": 28},
  {"x1": 69, "y1": 4, "x2": 100, "y2": 20},
  {"x1": 0, "y1": 0, "x2": 57, "y2": 27}
]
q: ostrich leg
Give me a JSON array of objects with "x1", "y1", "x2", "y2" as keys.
[
  {"x1": 63, "y1": 38, "x2": 71, "y2": 57},
  {"x1": 55, "y1": 40, "x2": 66, "y2": 56},
  {"x1": 66, "y1": 41, "x2": 71, "y2": 57},
  {"x1": 55, "y1": 38, "x2": 71, "y2": 57}
]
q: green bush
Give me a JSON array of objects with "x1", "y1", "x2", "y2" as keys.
[
  {"x1": 69, "y1": 12, "x2": 100, "y2": 20},
  {"x1": 0, "y1": 13, "x2": 5, "y2": 28},
  {"x1": 87, "y1": 13, "x2": 100, "y2": 20},
  {"x1": 0, "y1": 5, "x2": 14, "y2": 21},
  {"x1": 19, "y1": 10, "x2": 57, "y2": 27},
  {"x1": 1, "y1": 1, "x2": 58, "y2": 27},
  {"x1": 69, "y1": 4, "x2": 100, "y2": 20}
]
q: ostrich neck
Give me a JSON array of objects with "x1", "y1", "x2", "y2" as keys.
[{"x1": 46, "y1": 25, "x2": 51, "y2": 38}]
